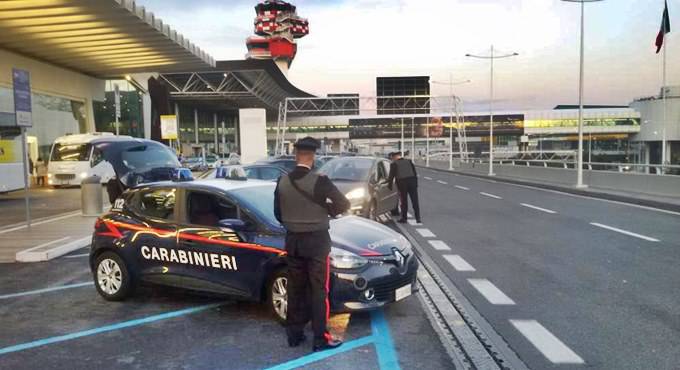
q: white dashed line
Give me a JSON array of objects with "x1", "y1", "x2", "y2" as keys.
[
  {"x1": 590, "y1": 222, "x2": 660, "y2": 242},
  {"x1": 454, "y1": 185, "x2": 470, "y2": 191},
  {"x1": 467, "y1": 279, "x2": 515, "y2": 305},
  {"x1": 407, "y1": 219, "x2": 422, "y2": 226},
  {"x1": 520, "y1": 203, "x2": 557, "y2": 214},
  {"x1": 416, "y1": 228, "x2": 436, "y2": 238},
  {"x1": 428, "y1": 240, "x2": 451, "y2": 251},
  {"x1": 479, "y1": 192, "x2": 502, "y2": 199},
  {"x1": 424, "y1": 176, "x2": 433, "y2": 180},
  {"x1": 510, "y1": 320, "x2": 584, "y2": 364},
  {"x1": 437, "y1": 180, "x2": 448, "y2": 185},
  {"x1": 443, "y1": 255, "x2": 476, "y2": 271}
]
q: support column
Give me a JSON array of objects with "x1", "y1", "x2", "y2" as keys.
[
  {"x1": 194, "y1": 108, "x2": 199, "y2": 145},
  {"x1": 221, "y1": 119, "x2": 226, "y2": 155},
  {"x1": 213, "y1": 112, "x2": 218, "y2": 155}
]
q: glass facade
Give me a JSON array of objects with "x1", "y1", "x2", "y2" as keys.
[
  {"x1": 94, "y1": 80, "x2": 144, "y2": 138},
  {"x1": 176, "y1": 104, "x2": 238, "y2": 155}
]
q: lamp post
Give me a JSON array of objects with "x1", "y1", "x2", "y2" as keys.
[
  {"x1": 431, "y1": 78, "x2": 471, "y2": 170},
  {"x1": 562, "y1": 0, "x2": 604, "y2": 187},
  {"x1": 467, "y1": 46, "x2": 518, "y2": 176}
]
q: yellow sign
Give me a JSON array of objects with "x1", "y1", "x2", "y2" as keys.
[
  {"x1": 160, "y1": 115, "x2": 178, "y2": 140},
  {"x1": 0, "y1": 140, "x2": 17, "y2": 163}
]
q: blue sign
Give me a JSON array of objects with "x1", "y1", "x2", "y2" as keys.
[{"x1": 12, "y1": 68, "x2": 32, "y2": 127}]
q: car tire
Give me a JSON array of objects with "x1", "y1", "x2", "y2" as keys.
[
  {"x1": 94, "y1": 251, "x2": 134, "y2": 301},
  {"x1": 267, "y1": 268, "x2": 288, "y2": 323}
]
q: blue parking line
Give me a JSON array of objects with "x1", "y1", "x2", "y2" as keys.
[
  {"x1": 0, "y1": 303, "x2": 222, "y2": 355},
  {"x1": 263, "y1": 335, "x2": 374, "y2": 370},
  {"x1": 0, "y1": 282, "x2": 93, "y2": 300},
  {"x1": 371, "y1": 309, "x2": 401, "y2": 370}
]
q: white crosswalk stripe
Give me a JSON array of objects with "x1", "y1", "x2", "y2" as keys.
[
  {"x1": 443, "y1": 255, "x2": 475, "y2": 271},
  {"x1": 416, "y1": 228, "x2": 436, "y2": 238},
  {"x1": 467, "y1": 278, "x2": 515, "y2": 305},
  {"x1": 428, "y1": 240, "x2": 451, "y2": 251},
  {"x1": 510, "y1": 320, "x2": 584, "y2": 364}
]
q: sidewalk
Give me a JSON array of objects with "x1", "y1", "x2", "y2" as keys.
[
  {"x1": 420, "y1": 160, "x2": 680, "y2": 213},
  {"x1": 0, "y1": 212, "x2": 97, "y2": 263}
]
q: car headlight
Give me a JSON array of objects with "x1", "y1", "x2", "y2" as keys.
[
  {"x1": 330, "y1": 247, "x2": 368, "y2": 269},
  {"x1": 47, "y1": 173, "x2": 52, "y2": 178},
  {"x1": 345, "y1": 188, "x2": 366, "y2": 200},
  {"x1": 79, "y1": 172, "x2": 88, "y2": 179}
]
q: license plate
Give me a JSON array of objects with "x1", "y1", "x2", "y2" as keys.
[{"x1": 395, "y1": 284, "x2": 412, "y2": 301}]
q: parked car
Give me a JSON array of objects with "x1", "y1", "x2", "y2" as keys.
[
  {"x1": 90, "y1": 179, "x2": 418, "y2": 322},
  {"x1": 318, "y1": 156, "x2": 399, "y2": 220},
  {"x1": 203, "y1": 164, "x2": 288, "y2": 182}
]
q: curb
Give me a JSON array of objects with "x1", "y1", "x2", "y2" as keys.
[
  {"x1": 15, "y1": 236, "x2": 91, "y2": 262},
  {"x1": 420, "y1": 165, "x2": 680, "y2": 213}
]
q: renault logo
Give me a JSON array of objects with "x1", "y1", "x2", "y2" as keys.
[{"x1": 393, "y1": 248, "x2": 405, "y2": 267}]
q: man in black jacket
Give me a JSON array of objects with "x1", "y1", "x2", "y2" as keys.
[
  {"x1": 387, "y1": 151, "x2": 421, "y2": 223},
  {"x1": 274, "y1": 136, "x2": 350, "y2": 352}
]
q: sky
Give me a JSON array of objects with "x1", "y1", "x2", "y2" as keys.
[{"x1": 136, "y1": 0, "x2": 679, "y2": 111}]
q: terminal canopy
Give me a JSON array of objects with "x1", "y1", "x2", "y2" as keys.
[{"x1": 0, "y1": 0, "x2": 215, "y2": 77}]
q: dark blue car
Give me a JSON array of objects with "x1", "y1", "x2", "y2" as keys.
[{"x1": 90, "y1": 179, "x2": 418, "y2": 322}]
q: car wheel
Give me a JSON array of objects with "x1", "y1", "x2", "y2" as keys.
[
  {"x1": 94, "y1": 251, "x2": 133, "y2": 301},
  {"x1": 267, "y1": 269, "x2": 288, "y2": 323}
]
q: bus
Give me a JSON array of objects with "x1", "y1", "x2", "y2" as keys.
[
  {"x1": 47, "y1": 133, "x2": 126, "y2": 187},
  {"x1": 0, "y1": 131, "x2": 25, "y2": 193}
]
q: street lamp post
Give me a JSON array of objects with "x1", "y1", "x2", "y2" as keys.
[
  {"x1": 562, "y1": 0, "x2": 604, "y2": 187},
  {"x1": 467, "y1": 46, "x2": 518, "y2": 176},
  {"x1": 431, "y1": 78, "x2": 471, "y2": 170}
]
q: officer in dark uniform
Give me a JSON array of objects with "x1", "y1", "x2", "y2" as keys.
[
  {"x1": 274, "y1": 136, "x2": 350, "y2": 352},
  {"x1": 387, "y1": 151, "x2": 421, "y2": 223}
]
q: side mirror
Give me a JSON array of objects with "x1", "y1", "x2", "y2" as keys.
[{"x1": 219, "y1": 218, "x2": 248, "y2": 231}]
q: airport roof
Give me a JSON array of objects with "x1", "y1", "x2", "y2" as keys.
[{"x1": 0, "y1": 0, "x2": 215, "y2": 78}]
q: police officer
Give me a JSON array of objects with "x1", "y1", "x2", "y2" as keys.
[
  {"x1": 387, "y1": 151, "x2": 421, "y2": 223},
  {"x1": 274, "y1": 136, "x2": 350, "y2": 352}
]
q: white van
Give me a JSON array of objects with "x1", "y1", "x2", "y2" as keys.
[{"x1": 47, "y1": 133, "x2": 128, "y2": 187}]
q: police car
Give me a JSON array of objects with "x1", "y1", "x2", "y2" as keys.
[{"x1": 90, "y1": 178, "x2": 418, "y2": 321}]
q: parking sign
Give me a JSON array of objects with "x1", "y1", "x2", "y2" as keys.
[{"x1": 12, "y1": 68, "x2": 32, "y2": 127}]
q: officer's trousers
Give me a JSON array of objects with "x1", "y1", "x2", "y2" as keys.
[
  {"x1": 397, "y1": 177, "x2": 420, "y2": 221},
  {"x1": 285, "y1": 230, "x2": 332, "y2": 344}
]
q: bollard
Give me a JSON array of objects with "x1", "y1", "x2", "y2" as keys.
[{"x1": 81, "y1": 175, "x2": 103, "y2": 216}]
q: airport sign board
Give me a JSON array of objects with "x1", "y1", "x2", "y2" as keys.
[{"x1": 12, "y1": 68, "x2": 32, "y2": 127}]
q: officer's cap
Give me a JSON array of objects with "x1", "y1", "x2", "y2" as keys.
[{"x1": 293, "y1": 136, "x2": 320, "y2": 151}]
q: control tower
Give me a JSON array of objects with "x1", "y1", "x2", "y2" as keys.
[{"x1": 245, "y1": 0, "x2": 309, "y2": 74}]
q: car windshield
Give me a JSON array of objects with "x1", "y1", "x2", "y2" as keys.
[
  {"x1": 319, "y1": 157, "x2": 373, "y2": 181},
  {"x1": 230, "y1": 184, "x2": 279, "y2": 227},
  {"x1": 120, "y1": 144, "x2": 179, "y2": 172},
  {"x1": 50, "y1": 143, "x2": 90, "y2": 162}
]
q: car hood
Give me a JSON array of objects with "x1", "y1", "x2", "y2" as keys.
[
  {"x1": 329, "y1": 216, "x2": 407, "y2": 256},
  {"x1": 332, "y1": 181, "x2": 367, "y2": 198}
]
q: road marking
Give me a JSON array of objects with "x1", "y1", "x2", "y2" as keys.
[
  {"x1": 454, "y1": 185, "x2": 470, "y2": 191},
  {"x1": 424, "y1": 176, "x2": 433, "y2": 180},
  {"x1": 17, "y1": 237, "x2": 71, "y2": 254},
  {"x1": 63, "y1": 253, "x2": 89, "y2": 259},
  {"x1": 437, "y1": 180, "x2": 448, "y2": 185},
  {"x1": 590, "y1": 222, "x2": 660, "y2": 242},
  {"x1": 370, "y1": 309, "x2": 401, "y2": 370},
  {"x1": 467, "y1": 279, "x2": 515, "y2": 305},
  {"x1": 416, "y1": 228, "x2": 436, "y2": 238},
  {"x1": 520, "y1": 203, "x2": 557, "y2": 214},
  {"x1": 407, "y1": 219, "x2": 422, "y2": 226},
  {"x1": 510, "y1": 320, "x2": 584, "y2": 364},
  {"x1": 428, "y1": 240, "x2": 451, "y2": 251},
  {"x1": 265, "y1": 336, "x2": 374, "y2": 370},
  {"x1": 479, "y1": 192, "x2": 502, "y2": 199},
  {"x1": 0, "y1": 303, "x2": 223, "y2": 355},
  {"x1": 0, "y1": 212, "x2": 80, "y2": 235},
  {"x1": 0, "y1": 282, "x2": 92, "y2": 300},
  {"x1": 443, "y1": 255, "x2": 476, "y2": 271}
]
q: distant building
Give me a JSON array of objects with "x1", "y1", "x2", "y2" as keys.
[
  {"x1": 376, "y1": 76, "x2": 430, "y2": 115},
  {"x1": 630, "y1": 86, "x2": 680, "y2": 167}
]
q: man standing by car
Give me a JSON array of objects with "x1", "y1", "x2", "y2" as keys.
[
  {"x1": 387, "y1": 151, "x2": 421, "y2": 224},
  {"x1": 274, "y1": 136, "x2": 350, "y2": 352}
]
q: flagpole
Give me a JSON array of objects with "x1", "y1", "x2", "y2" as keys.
[{"x1": 662, "y1": 30, "x2": 667, "y2": 174}]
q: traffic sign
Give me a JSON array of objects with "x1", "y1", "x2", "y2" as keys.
[
  {"x1": 12, "y1": 68, "x2": 32, "y2": 127},
  {"x1": 160, "y1": 114, "x2": 178, "y2": 139}
]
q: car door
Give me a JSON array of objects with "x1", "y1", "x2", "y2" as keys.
[
  {"x1": 378, "y1": 160, "x2": 399, "y2": 213},
  {"x1": 175, "y1": 188, "x2": 275, "y2": 299},
  {"x1": 124, "y1": 187, "x2": 179, "y2": 279}
]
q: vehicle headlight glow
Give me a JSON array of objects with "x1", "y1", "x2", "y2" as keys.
[
  {"x1": 79, "y1": 172, "x2": 88, "y2": 179},
  {"x1": 330, "y1": 247, "x2": 368, "y2": 269},
  {"x1": 47, "y1": 173, "x2": 52, "y2": 178},
  {"x1": 345, "y1": 188, "x2": 366, "y2": 200}
]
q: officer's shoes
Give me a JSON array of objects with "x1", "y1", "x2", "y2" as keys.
[
  {"x1": 312, "y1": 339, "x2": 343, "y2": 352},
  {"x1": 288, "y1": 334, "x2": 307, "y2": 347}
]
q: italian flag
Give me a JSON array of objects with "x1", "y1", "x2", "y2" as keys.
[{"x1": 656, "y1": 0, "x2": 671, "y2": 54}]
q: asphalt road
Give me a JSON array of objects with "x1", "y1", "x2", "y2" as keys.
[
  {"x1": 0, "y1": 247, "x2": 451, "y2": 370},
  {"x1": 405, "y1": 167, "x2": 680, "y2": 369},
  {"x1": 0, "y1": 187, "x2": 91, "y2": 227}
]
